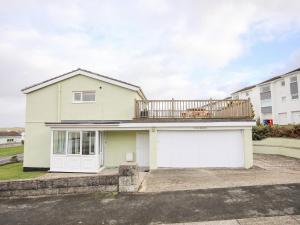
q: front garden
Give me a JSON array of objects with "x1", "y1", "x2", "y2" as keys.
[
  {"x1": 0, "y1": 145, "x2": 23, "y2": 157},
  {"x1": 0, "y1": 163, "x2": 45, "y2": 180}
]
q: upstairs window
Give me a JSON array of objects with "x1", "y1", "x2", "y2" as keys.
[
  {"x1": 281, "y1": 80, "x2": 285, "y2": 86},
  {"x1": 290, "y1": 76, "x2": 299, "y2": 99},
  {"x1": 260, "y1": 85, "x2": 271, "y2": 100},
  {"x1": 73, "y1": 91, "x2": 96, "y2": 103}
]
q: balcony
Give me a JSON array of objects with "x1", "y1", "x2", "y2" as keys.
[{"x1": 134, "y1": 99, "x2": 253, "y2": 120}]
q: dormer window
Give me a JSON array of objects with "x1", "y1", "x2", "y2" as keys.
[{"x1": 73, "y1": 91, "x2": 96, "y2": 103}]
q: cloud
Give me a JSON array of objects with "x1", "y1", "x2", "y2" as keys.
[{"x1": 0, "y1": 0, "x2": 300, "y2": 126}]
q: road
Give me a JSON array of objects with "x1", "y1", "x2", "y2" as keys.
[{"x1": 0, "y1": 183, "x2": 299, "y2": 225}]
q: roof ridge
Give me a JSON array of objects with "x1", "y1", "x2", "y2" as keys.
[{"x1": 21, "y1": 68, "x2": 142, "y2": 92}]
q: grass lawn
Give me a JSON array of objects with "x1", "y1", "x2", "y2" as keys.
[
  {"x1": 0, "y1": 145, "x2": 23, "y2": 157},
  {"x1": 0, "y1": 163, "x2": 45, "y2": 180}
]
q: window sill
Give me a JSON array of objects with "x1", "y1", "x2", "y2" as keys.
[{"x1": 72, "y1": 101, "x2": 96, "y2": 104}]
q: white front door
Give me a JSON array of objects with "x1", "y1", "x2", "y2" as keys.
[
  {"x1": 157, "y1": 130, "x2": 244, "y2": 168},
  {"x1": 136, "y1": 132, "x2": 149, "y2": 167}
]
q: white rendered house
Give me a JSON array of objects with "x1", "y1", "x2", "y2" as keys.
[{"x1": 231, "y1": 68, "x2": 300, "y2": 125}]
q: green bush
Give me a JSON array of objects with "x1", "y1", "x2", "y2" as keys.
[{"x1": 252, "y1": 124, "x2": 300, "y2": 140}]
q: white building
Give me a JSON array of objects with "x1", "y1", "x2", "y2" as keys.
[
  {"x1": 0, "y1": 131, "x2": 22, "y2": 145},
  {"x1": 232, "y1": 68, "x2": 300, "y2": 125}
]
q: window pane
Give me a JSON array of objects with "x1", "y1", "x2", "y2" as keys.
[
  {"x1": 74, "y1": 92, "x2": 81, "y2": 102},
  {"x1": 82, "y1": 131, "x2": 95, "y2": 155},
  {"x1": 260, "y1": 91, "x2": 271, "y2": 100},
  {"x1": 53, "y1": 131, "x2": 66, "y2": 154},
  {"x1": 290, "y1": 76, "x2": 297, "y2": 82},
  {"x1": 290, "y1": 82, "x2": 298, "y2": 95},
  {"x1": 68, "y1": 132, "x2": 80, "y2": 154},
  {"x1": 260, "y1": 86, "x2": 270, "y2": 93},
  {"x1": 261, "y1": 106, "x2": 272, "y2": 114},
  {"x1": 82, "y1": 91, "x2": 95, "y2": 102}
]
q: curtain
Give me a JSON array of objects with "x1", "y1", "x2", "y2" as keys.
[{"x1": 53, "y1": 131, "x2": 66, "y2": 154}]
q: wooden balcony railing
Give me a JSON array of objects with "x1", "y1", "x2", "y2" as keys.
[{"x1": 134, "y1": 99, "x2": 253, "y2": 120}]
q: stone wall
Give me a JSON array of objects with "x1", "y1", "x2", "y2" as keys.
[
  {"x1": 0, "y1": 174, "x2": 119, "y2": 197},
  {"x1": 253, "y1": 137, "x2": 300, "y2": 159},
  {"x1": 118, "y1": 162, "x2": 139, "y2": 192},
  {"x1": 0, "y1": 162, "x2": 140, "y2": 197}
]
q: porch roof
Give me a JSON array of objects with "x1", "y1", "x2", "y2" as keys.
[{"x1": 45, "y1": 119, "x2": 255, "y2": 129}]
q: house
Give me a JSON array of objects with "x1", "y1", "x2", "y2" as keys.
[
  {"x1": 0, "y1": 131, "x2": 22, "y2": 145},
  {"x1": 231, "y1": 68, "x2": 300, "y2": 125},
  {"x1": 22, "y1": 68, "x2": 254, "y2": 173}
]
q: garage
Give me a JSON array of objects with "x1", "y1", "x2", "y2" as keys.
[{"x1": 157, "y1": 130, "x2": 244, "y2": 168}]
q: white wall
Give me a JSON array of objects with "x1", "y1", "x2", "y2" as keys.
[
  {"x1": 232, "y1": 71, "x2": 300, "y2": 125},
  {"x1": 232, "y1": 87, "x2": 261, "y2": 120},
  {"x1": 271, "y1": 72, "x2": 300, "y2": 124}
]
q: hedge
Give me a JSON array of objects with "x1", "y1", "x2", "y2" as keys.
[{"x1": 252, "y1": 125, "x2": 300, "y2": 140}]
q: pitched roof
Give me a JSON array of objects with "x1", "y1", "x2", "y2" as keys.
[
  {"x1": 21, "y1": 68, "x2": 146, "y2": 99},
  {"x1": 257, "y1": 67, "x2": 300, "y2": 85},
  {"x1": 232, "y1": 85, "x2": 256, "y2": 94},
  {"x1": 232, "y1": 67, "x2": 300, "y2": 94},
  {"x1": 0, "y1": 131, "x2": 21, "y2": 137}
]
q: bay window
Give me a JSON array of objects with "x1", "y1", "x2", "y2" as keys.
[{"x1": 53, "y1": 130, "x2": 97, "y2": 155}]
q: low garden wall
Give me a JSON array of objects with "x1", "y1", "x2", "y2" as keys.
[
  {"x1": 0, "y1": 162, "x2": 140, "y2": 198},
  {"x1": 253, "y1": 137, "x2": 300, "y2": 159}
]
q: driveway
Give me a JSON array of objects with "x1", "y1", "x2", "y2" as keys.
[
  {"x1": 0, "y1": 183, "x2": 300, "y2": 225},
  {"x1": 140, "y1": 154, "x2": 300, "y2": 192}
]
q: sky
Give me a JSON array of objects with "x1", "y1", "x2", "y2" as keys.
[{"x1": 0, "y1": 0, "x2": 300, "y2": 127}]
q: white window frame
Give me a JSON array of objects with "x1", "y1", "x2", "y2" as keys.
[
  {"x1": 290, "y1": 76, "x2": 299, "y2": 100},
  {"x1": 72, "y1": 91, "x2": 96, "y2": 103},
  {"x1": 52, "y1": 130, "x2": 97, "y2": 156}
]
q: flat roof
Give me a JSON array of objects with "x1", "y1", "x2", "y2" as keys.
[{"x1": 46, "y1": 118, "x2": 255, "y2": 126}]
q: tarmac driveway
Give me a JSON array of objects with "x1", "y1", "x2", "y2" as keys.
[{"x1": 140, "y1": 154, "x2": 300, "y2": 192}]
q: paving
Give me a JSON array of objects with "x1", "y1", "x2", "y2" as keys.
[
  {"x1": 140, "y1": 154, "x2": 300, "y2": 192},
  {"x1": 0, "y1": 183, "x2": 300, "y2": 225},
  {"x1": 164, "y1": 215, "x2": 300, "y2": 225}
]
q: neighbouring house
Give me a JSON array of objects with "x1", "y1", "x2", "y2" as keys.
[
  {"x1": 231, "y1": 67, "x2": 300, "y2": 125},
  {"x1": 0, "y1": 131, "x2": 22, "y2": 145},
  {"x1": 22, "y1": 68, "x2": 254, "y2": 173}
]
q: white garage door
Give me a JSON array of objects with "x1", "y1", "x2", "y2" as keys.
[{"x1": 157, "y1": 130, "x2": 244, "y2": 168}]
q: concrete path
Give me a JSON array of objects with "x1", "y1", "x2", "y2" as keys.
[
  {"x1": 164, "y1": 215, "x2": 300, "y2": 225},
  {"x1": 0, "y1": 154, "x2": 23, "y2": 165},
  {"x1": 0, "y1": 183, "x2": 299, "y2": 225},
  {"x1": 140, "y1": 154, "x2": 300, "y2": 192}
]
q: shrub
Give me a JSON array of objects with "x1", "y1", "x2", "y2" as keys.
[{"x1": 252, "y1": 124, "x2": 300, "y2": 140}]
